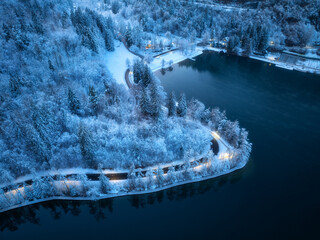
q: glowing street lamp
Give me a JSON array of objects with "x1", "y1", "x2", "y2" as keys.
[{"x1": 211, "y1": 131, "x2": 221, "y2": 140}]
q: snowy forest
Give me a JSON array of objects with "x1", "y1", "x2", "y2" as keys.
[
  {"x1": 0, "y1": 0, "x2": 317, "y2": 195},
  {"x1": 112, "y1": 0, "x2": 320, "y2": 55},
  {"x1": 0, "y1": 0, "x2": 253, "y2": 189}
]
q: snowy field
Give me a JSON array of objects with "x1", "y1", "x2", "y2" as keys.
[{"x1": 102, "y1": 41, "x2": 137, "y2": 88}]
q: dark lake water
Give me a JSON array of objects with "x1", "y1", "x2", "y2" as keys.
[{"x1": 1, "y1": 51, "x2": 320, "y2": 239}]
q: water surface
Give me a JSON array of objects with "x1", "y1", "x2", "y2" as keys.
[{"x1": 1, "y1": 51, "x2": 320, "y2": 239}]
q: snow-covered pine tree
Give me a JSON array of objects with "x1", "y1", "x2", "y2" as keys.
[
  {"x1": 166, "y1": 165, "x2": 177, "y2": 184},
  {"x1": 257, "y1": 26, "x2": 269, "y2": 52},
  {"x1": 9, "y1": 73, "x2": 22, "y2": 96},
  {"x1": 45, "y1": 175, "x2": 57, "y2": 197},
  {"x1": 76, "y1": 174, "x2": 90, "y2": 196},
  {"x1": 142, "y1": 64, "x2": 152, "y2": 87},
  {"x1": 57, "y1": 174, "x2": 69, "y2": 195},
  {"x1": 99, "y1": 164, "x2": 111, "y2": 194},
  {"x1": 111, "y1": 1, "x2": 121, "y2": 14},
  {"x1": 177, "y1": 93, "x2": 187, "y2": 117},
  {"x1": 104, "y1": 29, "x2": 114, "y2": 51},
  {"x1": 182, "y1": 159, "x2": 195, "y2": 180},
  {"x1": 0, "y1": 188, "x2": 10, "y2": 209},
  {"x1": 149, "y1": 78, "x2": 163, "y2": 120},
  {"x1": 25, "y1": 124, "x2": 50, "y2": 165},
  {"x1": 156, "y1": 166, "x2": 164, "y2": 187},
  {"x1": 146, "y1": 168, "x2": 155, "y2": 189},
  {"x1": 31, "y1": 11, "x2": 44, "y2": 35},
  {"x1": 133, "y1": 59, "x2": 143, "y2": 83},
  {"x1": 238, "y1": 128, "x2": 252, "y2": 163},
  {"x1": 136, "y1": 168, "x2": 145, "y2": 190},
  {"x1": 168, "y1": 91, "x2": 177, "y2": 117},
  {"x1": 23, "y1": 183, "x2": 34, "y2": 201},
  {"x1": 88, "y1": 86, "x2": 98, "y2": 116},
  {"x1": 78, "y1": 123, "x2": 96, "y2": 169},
  {"x1": 125, "y1": 26, "x2": 133, "y2": 47},
  {"x1": 2, "y1": 23, "x2": 11, "y2": 42},
  {"x1": 139, "y1": 86, "x2": 150, "y2": 117},
  {"x1": 32, "y1": 176, "x2": 47, "y2": 199},
  {"x1": 68, "y1": 88, "x2": 80, "y2": 115},
  {"x1": 48, "y1": 59, "x2": 55, "y2": 71},
  {"x1": 127, "y1": 164, "x2": 137, "y2": 191}
]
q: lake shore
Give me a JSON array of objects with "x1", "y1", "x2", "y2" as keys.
[{"x1": 0, "y1": 160, "x2": 247, "y2": 214}]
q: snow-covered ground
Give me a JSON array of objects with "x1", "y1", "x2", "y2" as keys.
[
  {"x1": 250, "y1": 54, "x2": 320, "y2": 74},
  {"x1": 102, "y1": 41, "x2": 137, "y2": 88},
  {"x1": 149, "y1": 47, "x2": 203, "y2": 72}
]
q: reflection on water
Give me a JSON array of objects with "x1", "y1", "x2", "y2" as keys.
[{"x1": 0, "y1": 162, "x2": 251, "y2": 232}]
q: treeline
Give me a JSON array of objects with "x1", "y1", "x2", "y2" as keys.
[
  {"x1": 0, "y1": 146, "x2": 251, "y2": 212},
  {"x1": 119, "y1": 0, "x2": 319, "y2": 53}
]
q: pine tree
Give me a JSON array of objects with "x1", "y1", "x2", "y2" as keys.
[
  {"x1": 2, "y1": 24, "x2": 11, "y2": 41},
  {"x1": 167, "y1": 166, "x2": 177, "y2": 184},
  {"x1": 136, "y1": 168, "x2": 145, "y2": 190},
  {"x1": 0, "y1": 189, "x2": 10, "y2": 209},
  {"x1": 25, "y1": 124, "x2": 50, "y2": 164},
  {"x1": 257, "y1": 26, "x2": 269, "y2": 53},
  {"x1": 88, "y1": 86, "x2": 98, "y2": 116},
  {"x1": 127, "y1": 164, "x2": 136, "y2": 191},
  {"x1": 23, "y1": 183, "x2": 34, "y2": 201},
  {"x1": 142, "y1": 65, "x2": 152, "y2": 87},
  {"x1": 9, "y1": 74, "x2": 22, "y2": 96},
  {"x1": 76, "y1": 174, "x2": 89, "y2": 196},
  {"x1": 182, "y1": 159, "x2": 195, "y2": 180},
  {"x1": 81, "y1": 27, "x2": 98, "y2": 53},
  {"x1": 32, "y1": 107, "x2": 52, "y2": 150},
  {"x1": 61, "y1": 11, "x2": 69, "y2": 29},
  {"x1": 45, "y1": 175, "x2": 57, "y2": 197},
  {"x1": 48, "y1": 59, "x2": 55, "y2": 71},
  {"x1": 177, "y1": 93, "x2": 187, "y2": 117},
  {"x1": 149, "y1": 79, "x2": 162, "y2": 120},
  {"x1": 32, "y1": 176, "x2": 47, "y2": 199},
  {"x1": 99, "y1": 164, "x2": 111, "y2": 194},
  {"x1": 111, "y1": 1, "x2": 121, "y2": 14},
  {"x1": 156, "y1": 167, "x2": 164, "y2": 187},
  {"x1": 133, "y1": 60, "x2": 143, "y2": 83},
  {"x1": 68, "y1": 88, "x2": 80, "y2": 115},
  {"x1": 168, "y1": 91, "x2": 176, "y2": 117},
  {"x1": 57, "y1": 174, "x2": 70, "y2": 195},
  {"x1": 78, "y1": 123, "x2": 96, "y2": 168},
  {"x1": 125, "y1": 27, "x2": 133, "y2": 48},
  {"x1": 140, "y1": 87, "x2": 150, "y2": 117},
  {"x1": 12, "y1": 27, "x2": 29, "y2": 51},
  {"x1": 146, "y1": 168, "x2": 155, "y2": 189},
  {"x1": 104, "y1": 29, "x2": 114, "y2": 51},
  {"x1": 31, "y1": 11, "x2": 44, "y2": 35}
]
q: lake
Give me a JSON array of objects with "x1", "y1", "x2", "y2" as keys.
[{"x1": 1, "y1": 51, "x2": 320, "y2": 239}]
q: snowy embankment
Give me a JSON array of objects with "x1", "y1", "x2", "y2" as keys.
[
  {"x1": 250, "y1": 53, "x2": 320, "y2": 75},
  {"x1": 0, "y1": 152, "x2": 248, "y2": 214},
  {"x1": 0, "y1": 127, "x2": 251, "y2": 214}
]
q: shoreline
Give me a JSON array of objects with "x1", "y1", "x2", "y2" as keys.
[
  {"x1": 0, "y1": 160, "x2": 247, "y2": 214},
  {"x1": 145, "y1": 45, "x2": 320, "y2": 76}
]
